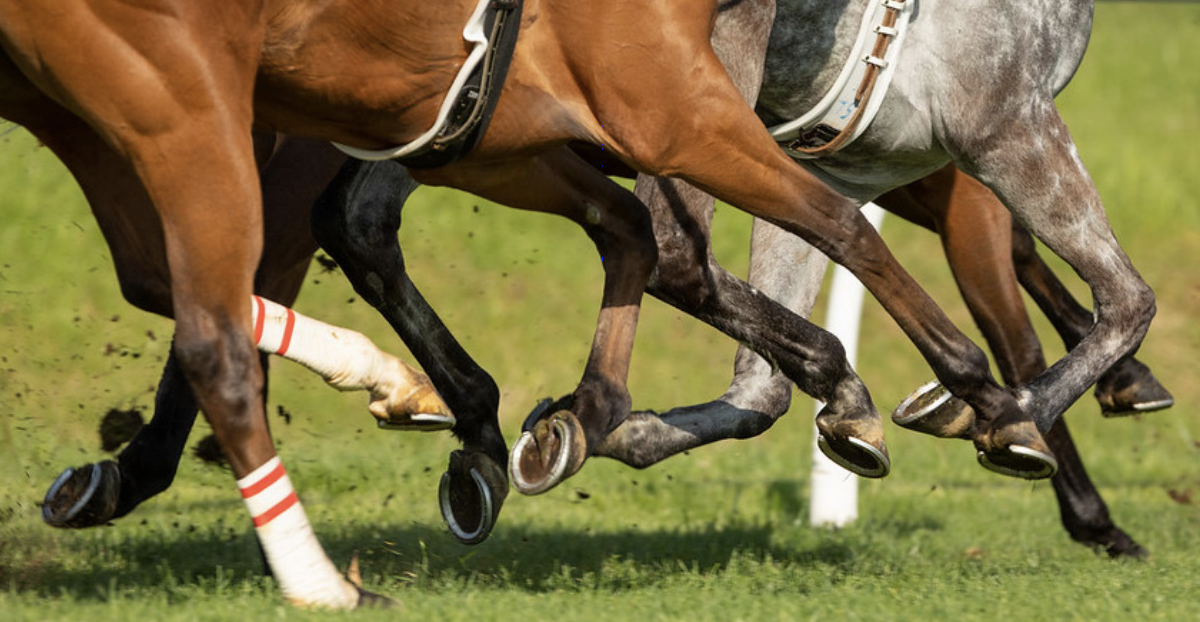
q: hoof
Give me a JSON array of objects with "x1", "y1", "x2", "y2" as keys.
[
  {"x1": 509, "y1": 410, "x2": 587, "y2": 496},
  {"x1": 1095, "y1": 359, "x2": 1174, "y2": 417},
  {"x1": 975, "y1": 419, "x2": 1057, "y2": 480},
  {"x1": 816, "y1": 435, "x2": 891, "y2": 478},
  {"x1": 375, "y1": 412, "x2": 456, "y2": 432},
  {"x1": 976, "y1": 445, "x2": 1058, "y2": 480},
  {"x1": 439, "y1": 450, "x2": 508, "y2": 544},
  {"x1": 42, "y1": 461, "x2": 120, "y2": 528},
  {"x1": 891, "y1": 381, "x2": 974, "y2": 439},
  {"x1": 814, "y1": 407, "x2": 890, "y2": 478}
]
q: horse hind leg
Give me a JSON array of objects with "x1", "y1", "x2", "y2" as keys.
[{"x1": 310, "y1": 157, "x2": 508, "y2": 543}]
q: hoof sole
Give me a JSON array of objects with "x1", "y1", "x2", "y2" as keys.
[
  {"x1": 816, "y1": 435, "x2": 891, "y2": 478},
  {"x1": 977, "y1": 445, "x2": 1058, "y2": 480},
  {"x1": 1100, "y1": 397, "x2": 1174, "y2": 418},
  {"x1": 42, "y1": 461, "x2": 120, "y2": 528},
  {"x1": 439, "y1": 468, "x2": 495, "y2": 544},
  {"x1": 509, "y1": 414, "x2": 584, "y2": 495},
  {"x1": 376, "y1": 412, "x2": 456, "y2": 431}
]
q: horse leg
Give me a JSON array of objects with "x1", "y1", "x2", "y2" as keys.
[
  {"x1": 413, "y1": 147, "x2": 657, "y2": 496},
  {"x1": 597, "y1": 0, "x2": 887, "y2": 476},
  {"x1": 1010, "y1": 222, "x2": 1173, "y2": 415},
  {"x1": 1045, "y1": 420, "x2": 1148, "y2": 558},
  {"x1": 29, "y1": 127, "x2": 350, "y2": 528},
  {"x1": 310, "y1": 157, "x2": 506, "y2": 543},
  {"x1": 948, "y1": 112, "x2": 1156, "y2": 435},
  {"x1": 595, "y1": 180, "x2": 839, "y2": 469},
  {"x1": 138, "y1": 139, "x2": 366, "y2": 607},
  {"x1": 2, "y1": 15, "x2": 375, "y2": 603},
  {"x1": 595, "y1": 33, "x2": 1051, "y2": 478},
  {"x1": 877, "y1": 165, "x2": 1148, "y2": 558}
]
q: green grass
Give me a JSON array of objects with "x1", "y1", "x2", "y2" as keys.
[{"x1": 3, "y1": 3, "x2": 1200, "y2": 620}]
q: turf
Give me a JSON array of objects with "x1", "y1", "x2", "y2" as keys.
[{"x1": 2, "y1": 3, "x2": 1199, "y2": 620}]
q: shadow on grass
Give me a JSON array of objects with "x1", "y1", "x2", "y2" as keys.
[{"x1": 1, "y1": 493, "x2": 960, "y2": 603}]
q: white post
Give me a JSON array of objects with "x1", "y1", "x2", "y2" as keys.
[{"x1": 808, "y1": 203, "x2": 885, "y2": 527}]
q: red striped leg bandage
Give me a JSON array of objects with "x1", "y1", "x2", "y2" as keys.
[
  {"x1": 250, "y1": 295, "x2": 450, "y2": 425},
  {"x1": 237, "y1": 457, "x2": 358, "y2": 609},
  {"x1": 252, "y1": 295, "x2": 400, "y2": 391}
]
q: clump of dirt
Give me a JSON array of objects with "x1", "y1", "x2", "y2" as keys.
[
  {"x1": 98, "y1": 407, "x2": 145, "y2": 452},
  {"x1": 193, "y1": 434, "x2": 229, "y2": 469},
  {"x1": 314, "y1": 254, "x2": 340, "y2": 274}
]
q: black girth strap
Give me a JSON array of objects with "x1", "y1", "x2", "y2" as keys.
[{"x1": 398, "y1": 0, "x2": 524, "y2": 169}]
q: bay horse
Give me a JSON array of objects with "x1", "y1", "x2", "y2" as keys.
[{"x1": 1, "y1": 0, "x2": 1155, "y2": 607}]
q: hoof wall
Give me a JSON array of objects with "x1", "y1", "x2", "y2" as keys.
[{"x1": 892, "y1": 381, "x2": 974, "y2": 439}]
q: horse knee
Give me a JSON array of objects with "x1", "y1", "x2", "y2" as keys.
[
  {"x1": 1109, "y1": 279, "x2": 1156, "y2": 341},
  {"x1": 172, "y1": 324, "x2": 263, "y2": 434},
  {"x1": 934, "y1": 339, "x2": 997, "y2": 399},
  {"x1": 648, "y1": 248, "x2": 716, "y2": 311},
  {"x1": 591, "y1": 195, "x2": 658, "y2": 280}
]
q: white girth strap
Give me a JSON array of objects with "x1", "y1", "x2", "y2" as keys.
[
  {"x1": 331, "y1": 0, "x2": 492, "y2": 161},
  {"x1": 768, "y1": 0, "x2": 914, "y2": 159}
]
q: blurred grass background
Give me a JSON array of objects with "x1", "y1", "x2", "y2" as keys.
[{"x1": 1, "y1": 2, "x2": 1198, "y2": 620}]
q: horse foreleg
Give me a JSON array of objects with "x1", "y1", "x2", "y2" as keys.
[
  {"x1": 415, "y1": 148, "x2": 657, "y2": 496},
  {"x1": 37, "y1": 132, "x2": 353, "y2": 528},
  {"x1": 1010, "y1": 221, "x2": 1173, "y2": 416},
  {"x1": 309, "y1": 157, "x2": 507, "y2": 543},
  {"x1": 878, "y1": 165, "x2": 1148, "y2": 558},
  {"x1": 955, "y1": 113, "x2": 1156, "y2": 435},
  {"x1": 596, "y1": 181, "x2": 836, "y2": 469}
]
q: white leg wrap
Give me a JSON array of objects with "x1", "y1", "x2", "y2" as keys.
[
  {"x1": 250, "y1": 295, "x2": 452, "y2": 427},
  {"x1": 238, "y1": 457, "x2": 359, "y2": 609}
]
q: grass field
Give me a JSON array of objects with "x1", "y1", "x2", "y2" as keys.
[{"x1": 2, "y1": 3, "x2": 1200, "y2": 620}]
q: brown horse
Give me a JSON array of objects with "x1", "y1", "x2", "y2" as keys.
[{"x1": 1, "y1": 0, "x2": 1155, "y2": 606}]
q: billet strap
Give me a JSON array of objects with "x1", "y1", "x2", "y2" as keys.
[
  {"x1": 768, "y1": 0, "x2": 912, "y2": 159},
  {"x1": 332, "y1": 0, "x2": 524, "y2": 167}
]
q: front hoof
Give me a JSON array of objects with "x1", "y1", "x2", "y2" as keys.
[
  {"x1": 976, "y1": 445, "x2": 1058, "y2": 480},
  {"x1": 891, "y1": 381, "x2": 975, "y2": 439},
  {"x1": 439, "y1": 450, "x2": 508, "y2": 544},
  {"x1": 509, "y1": 413, "x2": 587, "y2": 495},
  {"x1": 42, "y1": 461, "x2": 120, "y2": 528},
  {"x1": 975, "y1": 419, "x2": 1057, "y2": 480},
  {"x1": 815, "y1": 408, "x2": 890, "y2": 478},
  {"x1": 816, "y1": 435, "x2": 891, "y2": 478},
  {"x1": 1095, "y1": 359, "x2": 1174, "y2": 417}
]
